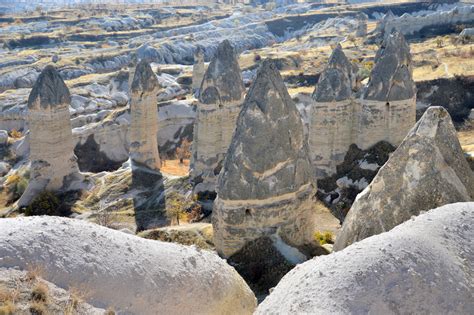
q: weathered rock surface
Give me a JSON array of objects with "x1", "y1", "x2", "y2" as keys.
[
  {"x1": 17, "y1": 65, "x2": 81, "y2": 207},
  {"x1": 191, "y1": 40, "x2": 245, "y2": 194},
  {"x1": 213, "y1": 59, "x2": 317, "y2": 259},
  {"x1": 309, "y1": 45, "x2": 355, "y2": 178},
  {"x1": 355, "y1": 12, "x2": 368, "y2": 37},
  {"x1": 192, "y1": 46, "x2": 206, "y2": 95},
  {"x1": 335, "y1": 107, "x2": 474, "y2": 250},
  {"x1": 129, "y1": 60, "x2": 161, "y2": 170},
  {"x1": 257, "y1": 202, "x2": 474, "y2": 314},
  {"x1": 0, "y1": 216, "x2": 257, "y2": 315},
  {"x1": 357, "y1": 31, "x2": 416, "y2": 150}
]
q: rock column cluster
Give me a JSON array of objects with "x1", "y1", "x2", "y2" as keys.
[
  {"x1": 190, "y1": 40, "x2": 245, "y2": 195},
  {"x1": 213, "y1": 59, "x2": 317, "y2": 258},
  {"x1": 309, "y1": 32, "x2": 416, "y2": 178},
  {"x1": 18, "y1": 65, "x2": 81, "y2": 206}
]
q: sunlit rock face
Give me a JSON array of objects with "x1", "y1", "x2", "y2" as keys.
[
  {"x1": 129, "y1": 60, "x2": 161, "y2": 171},
  {"x1": 356, "y1": 31, "x2": 416, "y2": 150},
  {"x1": 190, "y1": 40, "x2": 245, "y2": 195},
  {"x1": 309, "y1": 44, "x2": 356, "y2": 178},
  {"x1": 18, "y1": 65, "x2": 81, "y2": 207},
  {"x1": 335, "y1": 107, "x2": 474, "y2": 250},
  {"x1": 213, "y1": 59, "x2": 317, "y2": 259}
]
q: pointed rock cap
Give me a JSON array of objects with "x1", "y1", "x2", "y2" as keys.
[
  {"x1": 312, "y1": 44, "x2": 353, "y2": 102},
  {"x1": 28, "y1": 65, "x2": 70, "y2": 109},
  {"x1": 356, "y1": 12, "x2": 368, "y2": 20},
  {"x1": 218, "y1": 59, "x2": 314, "y2": 200},
  {"x1": 334, "y1": 106, "x2": 474, "y2": 250},
  {"x1": 194, "y1": 45, "x2": 205, "y2": 58},
  {"x1": 384, "y1": 10, "x2": 396, "y2": 20},
  {"x1": 131, "y1": 60, "x2": 159, "y2": 93},
  {"x1": 363, "y1": 31, "x2": 415, "y2": 101},
  {"x1": 199, "y1": 39, "x2": 245, "y2": 105}
]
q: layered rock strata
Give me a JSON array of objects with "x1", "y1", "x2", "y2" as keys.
[
  {"x1": 191, "y1": 40, "x2": 245, "y2": 194},
  {"x1": 356, "y1": 31, "x2": 416, "y2": 150},
  {"x1": 213, "y1": 59, "x2": 317, "y2": 259},
  {"x1": 17, "y1": 65, "x2": 81, "y2": 207},
  {"x1": 257, "y1": 202, "x2": 474, "y2": 314},
  {"x1": 192, "y1": 45, "x2": 206, "y2": 96},
  {"x1": 129, "y1": 60, "x2": 161, "y2": 170},
  {"x1": 309, "y1": 44, "x2": 356, "y2": 178},
  {"x1": 334, "y1": 107, "x2": 474, "y2": 250}
]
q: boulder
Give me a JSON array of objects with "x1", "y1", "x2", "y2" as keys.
[
  {"x1": 0, "y1": 216, "x2": 257, "y2": 315},
  {"x1": 335, "y1": 107, "x2": 474, "y2": 250},
  {"x1": 256, "y1": 202, "x2": 474, "y2": 314}
]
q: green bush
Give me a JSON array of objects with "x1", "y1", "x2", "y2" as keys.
[{"x1": 24, "y1": 192, "x2": 62, "y2": 217}]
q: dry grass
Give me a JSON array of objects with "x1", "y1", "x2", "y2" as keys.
[
  {"x1": 31, "y1": 282, "x2": 49, "y2": 303},
  {"x1": 161, "y1": 159, "x2": 190, "y2": 176},
  {"x1": 458, "y1": 129, "x2": 474, "y2": 155}
]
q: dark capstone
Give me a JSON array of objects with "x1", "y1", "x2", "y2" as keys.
[
  {"x1": 28, "y1": 65, "x2": 71, "y2": 109},
  {"x1": 363, "y1": 32, "x2": 416, "y2": 102},
  {"x1": 74, "y1": 134, "x2": 125, "y2": 173},
  {"x1": 312, "y1": 45, "x2": 354, "y2": 102},
  {"x1": 218, "y1": 59, "x2": 314, "y2": 200},
  {"x1": 228, "y1": 237, "x2": 294, "y2": 298},
  {"x1": 198, "y1": 39, "x2": 245, "y2": 104},
  {"x1": 200, "y1": 86, "x2": 221, "y2": 105},
  {"x1": 131, "y1": 59, "x2": 159, "y2": 93}
]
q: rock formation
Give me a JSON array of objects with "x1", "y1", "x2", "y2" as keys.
[
  {"x1": 355, "y1": 12, "x2": 368, "y2": 37},
  {"x1": 17, "y1": 65, "x2": 81, "y2": 207},
  {"x1": 375, "y1": 5, "x2": 474, "y2": 38},
  {"x1": 335, "y1": 107, "x2": 474, "y2": 250},
  {"x1": 129, "y1": 60, "x2": 161, "y2": 170},
  {"x1": 256, "y1": 202, "x2": 474, "y2": 314},
  {"x1": 213, "y1": 59, "x2": 317, "y2": 259},
  {"x1": 192, "y1": 45, "x2": 206, "y2": 96},
  {"x1": 191, "y1": 39, "x2": 245, "y2": 194},
  {"x1": 309, "y1": 44, "x2": 356, "y2": 178},
  {"x1": 356, "y1": 31, "x2": 416, "y2": 150},
  {"x1": 0, "y1": 216, "x2": 257, "y2": 315}
]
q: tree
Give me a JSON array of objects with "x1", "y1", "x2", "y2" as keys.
[
  {"x1": 175, "y1": 139, "x2": 191, "y2": 164},
  {"x1": 165, "y1": 193, "x2": 192, "y2": 225}
]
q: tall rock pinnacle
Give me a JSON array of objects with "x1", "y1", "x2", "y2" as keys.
[
  {"x1": 190, "y1": 40, "x2": 245, "y2": 195},
  {"x1": 129, "y1": 60, "x2": 161, "y2": 171},
  {"x1": 309, "y1": 44, "x2": 355, "y2": 178},
  {"x1": 335, "y1": 107, "x2": 474, "y2": 250},
  {"x1": 213, "y1": 59, "x2": 317, "y2": 261},
  {"x1": 192, "y1": 45, "x2": 206, "y2": 95},
  {"x1": 18, "y1": 65, "x2": 81, "y2": 207}
]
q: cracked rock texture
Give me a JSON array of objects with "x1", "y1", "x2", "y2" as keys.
[
  {"x1": 335, "y1": 107, "x2": 474, "y2": 250},
  {"x1": 0, "y1": 216, "x2": 257, "y2": 315},
  {"x1": 191, "y1": 40, "x2": 245, "y2": 194},
  {"x1": 257, "y1": 202, "x2": 474, "y2": 314},
  {"x1": 18, "y1": 65, "x2": 81, "y2": 207},
  {"x1": 129, "y1": 60, "x2": 161, "y2": 170},
  {"x1": 213, "y1": 59, "x2": 317, "y2": 258}
]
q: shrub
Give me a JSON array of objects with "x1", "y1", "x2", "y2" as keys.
[
  {"x1": 31, "y1": 283, "x2": 48, "y2": 303},
  {"x1": 9, "y1": 129, "x2": 22, "y2": 139},
  {"x1": 0, "y1": 301, "x2": 16, "y2": 315},
  {"x1": 29, "y1": 302, "x2": 46, "y2": 315},
  {"x1": 24, "y1": 192, "x2": 62, "y2": 217},
  {"x1": 314, "y1": 231, "x2": 334, "y2": 245},
  {"x1": 4, "y1": 173, "x2": 28, "y2": 201}
]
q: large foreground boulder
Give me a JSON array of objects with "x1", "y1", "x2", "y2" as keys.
[
  {"x1": 257, "y1": 202, "x2": 474, "y2": 314},
  {"x1": 335, "y1": 106, "x2": 474, "y2": 250},
  {"x1": 0, "y1": 216, "x2": 257, "y2": 315}
]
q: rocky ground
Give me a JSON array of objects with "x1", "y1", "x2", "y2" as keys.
[{"x1": 0, "y1": 0, "x2": 473, "y2": 311}]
